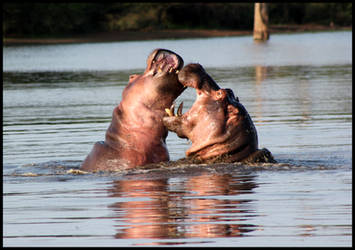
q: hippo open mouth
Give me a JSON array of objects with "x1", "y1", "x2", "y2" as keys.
[{"x1": 147, "y1": 49, "x2": 184, "y2": 77}]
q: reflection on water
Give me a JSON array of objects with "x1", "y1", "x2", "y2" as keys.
[
  {"x1": 253, "y1": 65, "x2": 312, "y2": 124},
  {"x1": 255, "y1": 65, "x2": 268, "y2": 85},
  {"x1": 109, "y1": 179, "x2": 173, "y2": 240},
  {"x1": 182, "y1": 174, "x2": 257, "y2": 239},
  {"x1": 253, "y1": 65, "x2": 267, "y2": 124},
  {"x1": 108, "y1": 174, "x2": 257, "y2": 243},
  {"x1": 3, "y1": 164, "x2": 351, "y2": 247}
]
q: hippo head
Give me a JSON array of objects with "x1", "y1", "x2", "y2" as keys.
[
  {"x1": 163, "y1": 63, "x2": 259, "y2": 163},
  {"x1": 124, "y1": 48, "x2": 186, "y2": 112}
]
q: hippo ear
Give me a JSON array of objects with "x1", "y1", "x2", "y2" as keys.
[
  {"x1": 129, "y1": 74, "x2": 139, "y2": 83},
  {"x1": 215, "y1": 89, "x2": 227, "y2": 100}
]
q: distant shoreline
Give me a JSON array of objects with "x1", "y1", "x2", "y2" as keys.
[{"x1": 3, "y1": 24, "x2": 351, "y2": 46}]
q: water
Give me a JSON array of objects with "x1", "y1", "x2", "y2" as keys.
[{"x1": 3, "y1": 31, "x2": 352, "y2": 246}]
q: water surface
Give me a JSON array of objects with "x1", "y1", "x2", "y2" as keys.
[{"x1": 3, "y1": 31, "x2": 352, "y2": 246}]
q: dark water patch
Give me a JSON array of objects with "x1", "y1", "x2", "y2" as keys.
[{"x1": 3, "y1": 70, "x2": 139, "y2": 89}]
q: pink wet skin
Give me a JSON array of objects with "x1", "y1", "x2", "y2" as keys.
[
  {"x1": 163, "y1": 63, "x2": 259, "y2": 163},
  {"x1": 80, "y1": 49, "x2": 185, "y2": 172}
]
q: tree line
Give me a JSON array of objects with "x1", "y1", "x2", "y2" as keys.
[{"x1": 3, "y1": 3, "x2": 352, "y2": 38}]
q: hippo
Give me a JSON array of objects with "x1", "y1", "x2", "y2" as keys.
[
  {"x1": 81, "y1": 49, "x2": 185, "y2": 172},
  {"x1": 163, "y1": 63, "x2": 275, "y2": 164}
]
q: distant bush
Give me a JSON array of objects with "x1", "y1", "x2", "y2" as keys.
[
  {"x1": 162, "y1": 3, "x2": 254, "y2": 29},
  {"x1": 3, "y1": 3, "x2": 352, "y2": 38},
  {"x1": 3, "y1": 3, "x2": 107, "y2": 37},
  {"x1": 268, "y1": 3, "x2": 352, "y2": 26}
]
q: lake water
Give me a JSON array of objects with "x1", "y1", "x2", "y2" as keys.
[{"x1": 3, "y1": 31, "x2": 352, "y2": 246}]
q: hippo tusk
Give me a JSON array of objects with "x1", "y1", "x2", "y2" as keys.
[
  {"x1": 165, "y1": 108, "x2": 174, "y2": 117},
  {"x1": 177, "y1": 102, "x2": 183, "y2": 116},
  {"x1": 165, "y1": 103, "x2": 175, "y2": 117},
  {"x1": 176, "y1": 70, "x2": 179, "y2": 74},
  {"x1": 170, "y1": 103, "x2": 175, "y2": 115}
]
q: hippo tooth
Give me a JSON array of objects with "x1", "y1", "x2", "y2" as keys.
[
  {"x1": 165, "y1": 108, "x2": 174, "y2": 117},
  {"x1": 170, "y1": 103, "x2": 176, "y2": 116},
  {"x1": 176, "y1": 70, "x2": 179, "y2": 74},
  {"x1": 158, "y1": 68, "x2": 162, "y2": 73},
  {"x1": 169, "y1": 68, "x2": 173, "y2": 73},
  {"x1": 177, "y1": 102, "x2": 183, "y2": 116}
]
